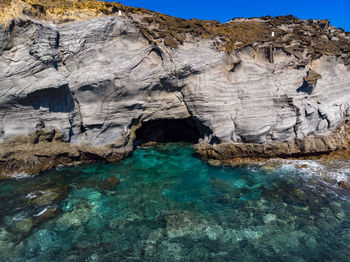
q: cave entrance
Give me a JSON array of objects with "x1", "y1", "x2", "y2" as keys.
[{"x1": 134, "y1": 118, "x2": 209, "y2": 145}]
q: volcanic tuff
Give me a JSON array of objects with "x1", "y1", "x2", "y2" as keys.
[{"x1": 0, "y1": 0, "x2": 350, "y2": 176}]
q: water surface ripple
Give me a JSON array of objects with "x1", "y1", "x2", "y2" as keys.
[{"x1": 1, "y1": 143, "x2": 350, "y2": 261}]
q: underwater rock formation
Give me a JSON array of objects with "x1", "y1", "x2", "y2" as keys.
[{"x1": 0, "y1": 0, "x2": 350, "y2": 176}]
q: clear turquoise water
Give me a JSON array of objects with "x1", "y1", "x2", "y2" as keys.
[{"x1": 1, "y1": 143, "x2": 350, "y2": 261}]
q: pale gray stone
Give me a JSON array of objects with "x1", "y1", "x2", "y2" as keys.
[{"x1": 0, "y1": 16, "x2": 349, "y2": 147}]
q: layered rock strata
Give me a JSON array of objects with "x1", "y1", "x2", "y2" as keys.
[
  {"x1": 194, "y1": 120, "x2": 350, "y2": 163},
  {"x1": 0, "y1": 0, "x2": 350, "y2": 176},
  {"x1": 0, "y1": 129, "x2": 132, "y2": 178}
]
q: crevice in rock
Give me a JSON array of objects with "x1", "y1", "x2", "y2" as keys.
[
  {"x1": 70, "y1": 91, "x2": 85, "y2": 133},
  {"x1": 266, "y1": 44, "x2": 274, "y2": 63},
  {"x1": 176, "y1": 89, "x2": 219, "y2": 144},
  {"x1": 318, "y1": 109, "x2": 331, "y2": 128},
  {"x1": 229, "y1": 59, "x2": 242, "y2": 72},
  {"x1": 149, "y1": 47, "x2": 163, "y2": 61},
  {"x1": 291, "y1": 103, "x2": 302, "y2": 138},
  {"x1": 274, "y1": 95, "x2": 302, "y2": 138},
  {"x1": 55, "y1": 30, "x2": 60, "y2": 49}
]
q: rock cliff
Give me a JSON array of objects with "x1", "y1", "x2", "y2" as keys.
[{"x1": 1, "y1": 0, "x2": 350, "y2": 177}]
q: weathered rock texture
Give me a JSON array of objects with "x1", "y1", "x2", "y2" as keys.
[
  {"x1": 195, "y1": 120, "x2": 350, "y2": 163},
  {"x1": 0, "y1": 129, "x2": 131, "y2": 178},
  {"x1": 0, "y1": 0, "x2": 350, "y2": 176}
]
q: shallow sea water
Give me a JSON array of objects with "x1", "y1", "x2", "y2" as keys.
[{"x1": 1, "y1": 143, "x2": 350, "y2": 261}]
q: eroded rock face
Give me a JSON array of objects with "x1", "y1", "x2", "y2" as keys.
[
  {"x1": 0, "y1": 129, "x2": 131, "y2": 178},
  {"x1": 0, "y1": 0, "x2": 350, "y2": 175},
  {"x1": 194, "y1": 132, "x2": 345, "y2": 161}
]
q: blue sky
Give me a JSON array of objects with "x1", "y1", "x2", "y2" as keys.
[{"x1": 106, "y1": 0, "x2": 350, "y2": 31}]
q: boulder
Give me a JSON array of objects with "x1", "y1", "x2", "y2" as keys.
[{"x1": 338, "y1": 181, "x2": 350, "y2": 190}]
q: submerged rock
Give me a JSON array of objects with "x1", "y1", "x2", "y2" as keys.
[
  {"x1": 0, "y1": 143, "x2": 349, "y2": 261},
  {"x1": 263, "y1": 214, "x2": 277, "y2": 224},
  {"x1": 27, "y1": 185, "x2": 68, "y2": 206},
  {"x1": 163, "y1": 210, "x2": 225, "y2": 241},
  {"x1": 98, "y1": 176, "x2": 120, "y2": 191},
  {"x1": 56, "y1": 206, "x2": 92, "y2": 229},
  {"x1": 34, "y1": 207, "x2": 63, "y2": 226},
  {"x1": 163, "y1": 210, "x2": 208, "y2": 239},
  {"x1": 0, "y1": 228, "x2": 15, "y2": 258},
  {"x1": 12, "y1": 218, "x2": 34, "y2": 233},
  {"x1": 10, "y1": 207, "x2": 62, "y2": 234}
]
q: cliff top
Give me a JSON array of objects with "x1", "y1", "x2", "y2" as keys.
[{"x1": 1, "y1": 0, "x2": 350, "y2": 58}]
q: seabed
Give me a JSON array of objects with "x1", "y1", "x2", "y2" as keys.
[{"x1": 0, "y1": 143, "x2": 350, "y2": 261}]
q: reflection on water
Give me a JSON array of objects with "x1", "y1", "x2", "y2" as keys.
[{"x1": 0, "y1": 143, "x2": 350, "y2": 261}]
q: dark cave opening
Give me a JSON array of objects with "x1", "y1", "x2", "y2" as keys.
[{"x1": 134, "y1": 118, "x2": 211, "y2": 145}]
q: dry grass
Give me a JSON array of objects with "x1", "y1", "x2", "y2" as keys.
[
  {"x1": 0, "y1": 0, "x2": 151, "y2": 25},
  {"x1": 138, "y1": 12, "x2": 350, "y2": 56},
  {"x1": 1, "y1": 0, "x2": 349, "y2": 57}
]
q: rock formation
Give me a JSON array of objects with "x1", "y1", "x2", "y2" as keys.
[{"x1": 0, "y1": 0, "x2": 350, "y2": 177}]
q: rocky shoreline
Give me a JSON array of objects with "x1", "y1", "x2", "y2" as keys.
[
  {"x1": 0, "y1": 129, "x2": 132, "y2": 179},
  {"x1": 1, "y1": 0, "x2": 350, "y2": 178},
  {"x1": 195, "y1": 119, "x2": 350, "y2": 162},
  {"x1": 0, "y1": 119, "x2": 349, "y2": 178}
]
